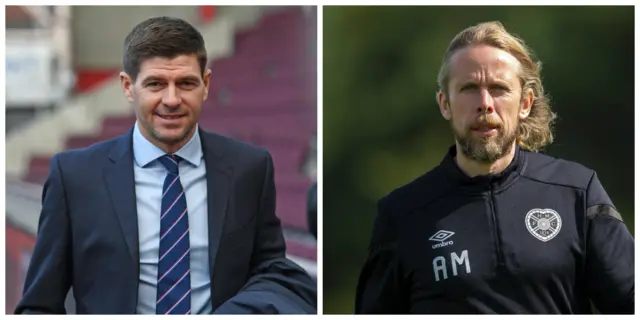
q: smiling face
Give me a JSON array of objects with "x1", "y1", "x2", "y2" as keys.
[
  {"x1": 120, "y1": 54, "x2": 211, "y2": 153},
  {"x1": 438, "y1": 44, "x2": 532, "y2": 164}
]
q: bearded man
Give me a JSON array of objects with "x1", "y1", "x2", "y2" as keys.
[{"x1": 355, "y1": 21, "x2": 634, "y2": 314}]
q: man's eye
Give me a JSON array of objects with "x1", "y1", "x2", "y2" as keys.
[{"x1": 460, "y1": 84, "x2": 478, "y2": 92}]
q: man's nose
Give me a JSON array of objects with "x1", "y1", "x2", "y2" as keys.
[
  {"x1": 162, "y1": 84, "x2": 181, "y2": 107},
  {"x1": 477, "y1": 88, "x2": 495, "y2": 114}
]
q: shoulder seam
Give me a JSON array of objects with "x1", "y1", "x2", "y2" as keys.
[
  {"x1": 588, "y1": 213, "x2": 624, "y2": 224},
  {"x1": 520, "y1": 175, "x2": 588, "y2": 191},
  {"x1": 587, "y1": 204, "x2": 623, "y2": 222}
]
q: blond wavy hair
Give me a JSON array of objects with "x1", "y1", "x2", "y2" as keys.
[{"x1": 437, "y1": 21, "x2": 556, "y2": 152}]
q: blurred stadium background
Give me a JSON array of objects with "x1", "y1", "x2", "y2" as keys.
[
  {"x1": 6, "y1": 5, "x2": 317, "y2": 313},
  {"x1": 323, "y1": 6, "x2": 634, "y2": 314}
]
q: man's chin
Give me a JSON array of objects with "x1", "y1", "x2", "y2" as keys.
[
  {"x1": 153, "y1": 128, "x2": 192, "y2": 143},
  {"x1": 459, "y1": 140, "x2": 506, "y2": 163}
]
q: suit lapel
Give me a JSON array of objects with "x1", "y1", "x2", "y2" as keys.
[
  {"x1": 104, "y1": 129, "x2": 139, "y2": 272},
  {"x1": 200, "y1": 130, "x2": 231, "y2": 295}
]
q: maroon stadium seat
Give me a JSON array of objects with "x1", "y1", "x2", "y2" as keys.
[{"x1": 286, "y1": 239, "x2": 316, "y2": 261}]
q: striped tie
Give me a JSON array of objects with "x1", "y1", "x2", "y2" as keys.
[{"x1": 156, "y1": 154, "x2": 191, "y2": 314}]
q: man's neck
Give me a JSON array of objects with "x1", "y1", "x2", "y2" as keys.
[{"x1": 454, "y1": 143, "x2": 516, "y2": 178}]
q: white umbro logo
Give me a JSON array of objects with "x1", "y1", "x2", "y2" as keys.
[{"x1": 429, "y1": 230, "x2": 455, "y2": 249}]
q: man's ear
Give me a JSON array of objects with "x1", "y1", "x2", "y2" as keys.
[
  {"x1": 120, "y1": 72, "x2": 134, "y2": 102},
  {"x1": 519, "y1": 87, "x2": 534, "y2": 120},
  {"x1": 202, "y1": 69, "x2": 212, "y2": 101},
  {"x1": 437, "y1": 90, "x2": 452, "y2": 120}
]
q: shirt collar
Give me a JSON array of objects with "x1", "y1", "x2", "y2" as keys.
[
  {"x1": 132, "y1": 121, "x2": 203, "y2": 168},
  {"x1": 440, "y1": 144, "x2": 524, "y2": 192}
]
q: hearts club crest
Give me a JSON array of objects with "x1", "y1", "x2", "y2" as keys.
[{"x1": 525, "y1": 208, "x2": 562, "y2": 242}]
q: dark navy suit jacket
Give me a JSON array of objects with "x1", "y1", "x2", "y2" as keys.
[{"x1": 15, "y1": 128, "x2": 317, "y2": 314}]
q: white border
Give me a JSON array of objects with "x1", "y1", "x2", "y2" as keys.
[{"x1": 316, "y1": 4, "x2": 324, "y2": 316}]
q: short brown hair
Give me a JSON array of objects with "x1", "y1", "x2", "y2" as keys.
[
  {"x1": 123, "y1": 16, "x2": 207, "y2": 82},
  {"x1": 437, "y1": 21, "x2": 556, "y2": 152}
]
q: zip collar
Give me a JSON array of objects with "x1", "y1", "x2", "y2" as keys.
[{"x1": 440, "y1": 144, "x2": 525, "y2": 193}]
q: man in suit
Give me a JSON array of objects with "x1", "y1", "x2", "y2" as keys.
[{"x1": 16, "y1": 16, "x2": 317, "y2": 314}]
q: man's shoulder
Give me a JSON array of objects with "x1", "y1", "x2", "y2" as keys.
[
  {"x1": 378, "y1": 164, "x2": 448, "y2": 216},
  {"x1": 521, "y1": 150, "x2": 595, "y2": 190},
  {"x1": 200, "y1": 130, "x2": 270, "y2": 162},
  {"x1": 54, "y1": 134, "x2": 124, "y2": 165}
]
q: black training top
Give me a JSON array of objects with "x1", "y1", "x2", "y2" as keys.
[{"x1": 355, "y1": 145, "x2": 634, "y2": 314}]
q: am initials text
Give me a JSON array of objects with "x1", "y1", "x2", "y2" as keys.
[{"x1": 433, "y1": 250, "x2": 471, "y2": 282}]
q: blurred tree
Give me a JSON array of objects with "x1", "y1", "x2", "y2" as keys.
[{"x1": 323, "y1": 6, "x2": 634, "y2": 314}]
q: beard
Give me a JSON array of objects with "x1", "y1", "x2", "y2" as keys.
[{"x1": 453, "y1": 115, "x2": 517, "y2": 164}]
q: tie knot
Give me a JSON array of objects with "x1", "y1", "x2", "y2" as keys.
[{"x1": 158, "y1": 154, "x2": 180, "y2": 174}]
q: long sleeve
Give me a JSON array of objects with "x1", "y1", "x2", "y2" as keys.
[
  {"x1": 213, "y1": 152, "x2": 317, "y2": 314},
  {"x1": 355, "y1": 199, "x2": 410, "y2": 314},
  {"x1": 584, "y1": 172, "x2": 634, "y2": 314},
  {"x1": 15, "y1": 155, "x2": 72, "y2": 314}
]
